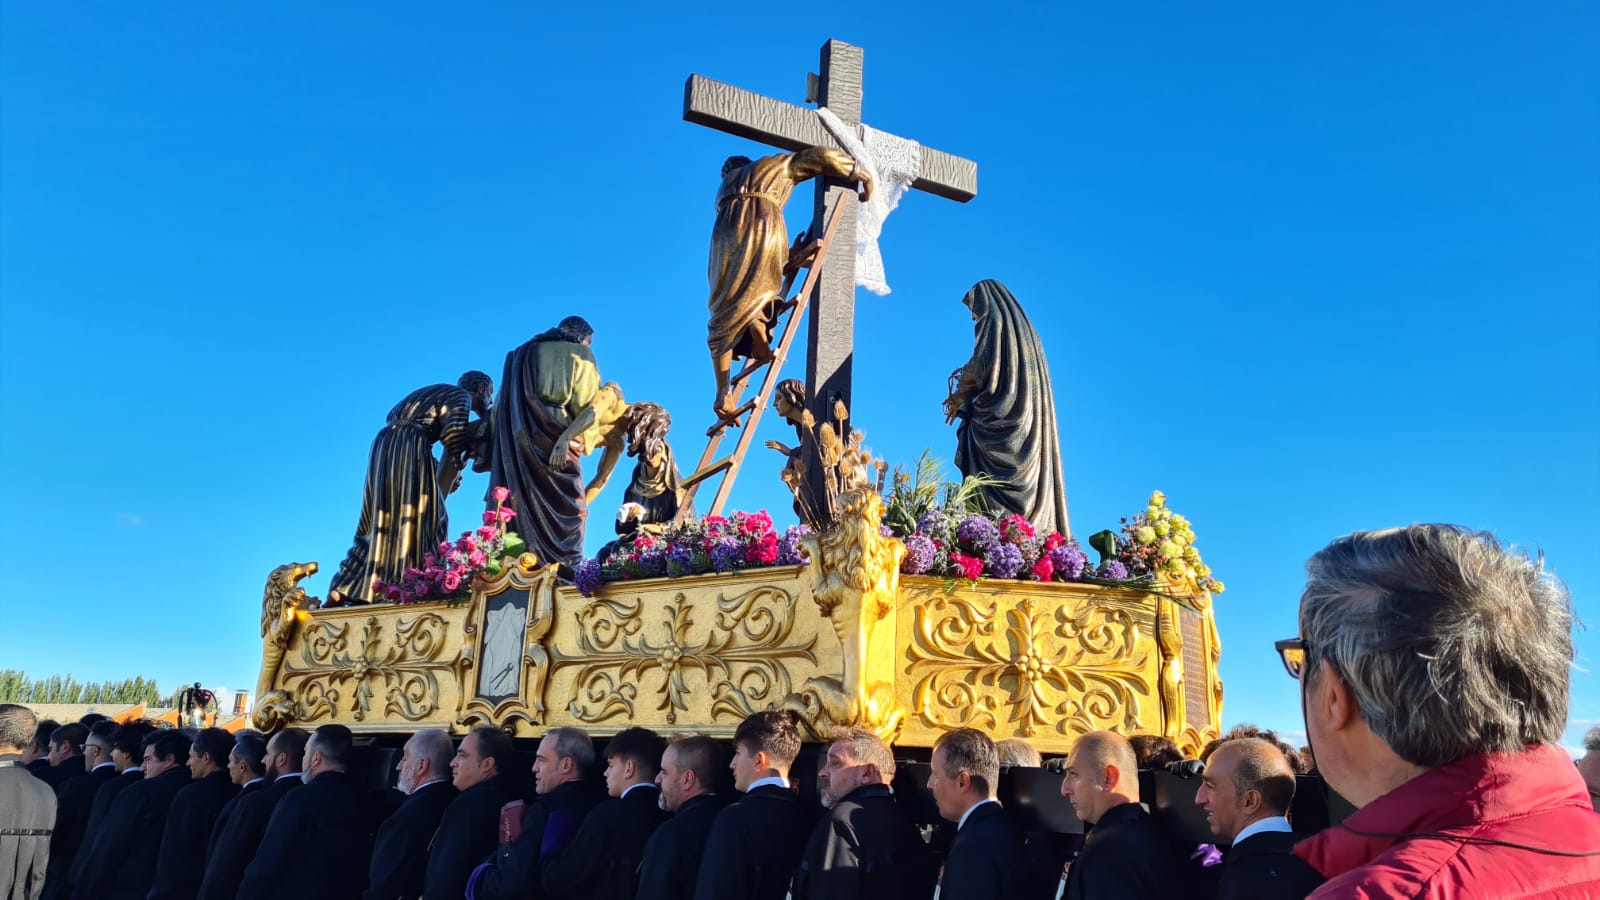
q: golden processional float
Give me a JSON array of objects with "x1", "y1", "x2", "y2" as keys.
[{"x1": 252, "y1": 38, "x2": 1224, "y2": 757}]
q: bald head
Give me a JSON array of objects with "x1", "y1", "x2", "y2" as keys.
[
  {"x1": 1196, "y1": 738, "x2": 1298, "y2": 841},
  {"x1": 1060, "y1": 731, "x2": 1140, "y2": 825}
]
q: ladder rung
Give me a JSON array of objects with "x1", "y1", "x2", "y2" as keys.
[
  {"x1": 704, "y1": 399, "x2": 756, "y2": 436},
  {"x1": 683, "y1": 456, "x2": 736, "y2": 488},
  {"x1": 731, "y1": 359, "x2": 770, "y2": 387}
]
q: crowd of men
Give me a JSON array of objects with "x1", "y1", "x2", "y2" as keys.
[{"x1": 3, "y1": 524, "x2": 1598, "y2": 900}]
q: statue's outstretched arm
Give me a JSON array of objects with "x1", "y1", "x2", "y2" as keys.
[
  {"x1": 585, "y1": 439, "x2": 624, "y2": 504},
  {"x1": 789, "y1": 146, "x2": 874, "y2": 200},
  {"x1": 550, "y1": 405, "x2": 598, "y2": 473}
]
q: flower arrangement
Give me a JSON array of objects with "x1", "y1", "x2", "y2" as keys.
[
  {"x1": 574, "y1": 509, "x2": 808, "y2": 597},
  {"x1": 1109, "y1": 490, "x2": 1224, "y2": 594},
  {"x1": 892, "y1": 507, "x2": 1090, "y2": 586},
  {"x1": 375, "y1": 486, "x2": 527, "y2": 605}
]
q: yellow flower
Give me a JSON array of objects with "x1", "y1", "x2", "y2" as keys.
[
  {"x1": 1171, "y1": 514, "x2": 1189, "y2": 528},
  {"x1": 1208, "y1": 579, "x2": 1225, "y2": 594},
  {"x1": 1183, "y1": 546, "x2": 1201, "y2": 562},
  {"x1": 1159, "y1": 541, "x2": 1180, "y2": 559},
  {"x1": 1149, "y1": 490, "x2": 1166, "y2": 507},
  {"x1": 1136, "y1": 526, "x2": 1158, "y2": 544},
  {"x1": 1155, "y1": 521, "x2": 1171, "y2": 538},
  {"x1": 1196, "y1": 564, "x2": 1211, "y2": 578}
]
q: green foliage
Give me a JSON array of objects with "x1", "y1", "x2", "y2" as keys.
[
  {"x1": 881, "y1": 449, "x2": 1000, "y2": 537},
  {"x1": 0, "y1": 669, "x2": 162, "y2": 706}
]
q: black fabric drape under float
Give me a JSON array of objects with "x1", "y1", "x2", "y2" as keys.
[{"x1": 953, "y1": 278, "x2": 1071, "y2": 538}]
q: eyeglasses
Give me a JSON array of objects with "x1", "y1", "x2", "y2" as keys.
[{"x1": 1274, "y1": 637, "x2": 1308, "y2": 680}]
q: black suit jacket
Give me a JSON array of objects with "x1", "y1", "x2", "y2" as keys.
[
  {"x1": 471, "y1": 778, "x2": 606, "y2": 900},
  {"x1": 541, "y1": 783, "x2": 668, "y2": 900},
  {"x1": 422, "y1": 775, "x2": 510, "y2": 900},
  {"x1": 149, "y1": 770, "x2": 240, "y2": 900},
  {"x1": 197, "y1": 775, "x2": 302, "y2": 900},
  {"x1": 938, "y1": 800, "x2": 1029, "y2": 900},
  {"x1": 1062, "y1": 802, "x2": 1170, "y2": 900},
  {"x1": 789, "y1": 784, "x2": 936, "y2": 900},
  {"x1": 237, "y1": 770, "x2": 368, "y2": 900},
  {"x1": 42, "y1": 762, "x2": 114, "y2": 900},
  {"x1": 75, "y1": 765, "x2": 193, "y2": 900},
  {"x1": 70, "y1": 766, "x2": 144, "y2": 888},
  {"x1": 362, "y1": 779, "x2": 457, "y2": 900},
  {"x1": 693, "y1": 783, "x2": 814, "y2": 900},
  {"x1": 1218, "y1": 829, "x2": 1325, "y2": 900},
  {"x1": 636, "y1": 793, "x2": 721, "y2": 900},
  {"x1": 40, "y1": 756, "x2": 86, "y2": 793}
]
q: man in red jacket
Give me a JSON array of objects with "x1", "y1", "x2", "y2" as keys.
[{"x1": 1279, "y1": 524, "x2": 1600, "y2": 898}]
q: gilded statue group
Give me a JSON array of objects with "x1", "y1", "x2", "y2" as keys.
[{"x1": 326, "y1": 146, "x2": 1067, "y2": 603}]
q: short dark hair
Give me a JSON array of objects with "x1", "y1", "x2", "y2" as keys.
[
  {"x1": 1128, "y1": 734, "x2": 1183, "y2": 770},
  {"x1": 310, "y1": 724, "x2": 353, "y2": 770},
  {"x1": 51, "y1": 723, "x2": 89, "y2": 755},
  {"x1": 78, "y1": 713, "x2": 110, "y2": 728},
  {"x1": 733, "y1": 711, "x2": 801, "y2": 770},
  {"x1": 145, "y1": 729, "x2": 191, "y2": 764},
  {"x1": 470, "y1": 726, "x2": 515, "y2": 777},
  {"x1": 668, "y1": 735, "x2": 723, "y2": 787},
  {"x1": 271, "y1": 727, "x2": 310, "y2": 770},
  {"x1": 32, "y1": 719, "x2": 60, "y2": 752},
  {"x1": 233, "y1": 733, "x2": 267, "y2": 777},
  {"x1": 458, "y1": 370, "x2": 493, "y2": 395},
  {"x1": 0, "y1": 704, "x2": 37, "y2": 751},
  {"x1": 1218, "y1": 738, "x2": 1297, "y2": 815},
  {"x1": 934, "y1": 728, "x2": 1000, "y2": 796},
  {"x1": 606, "y1": 727, "x2": 667, "y2": 779},
  {"x1": 193, "y1": 727, "x2": 234, "y2": 767},
  {"x1": 112, "y1": 721, "x2": 158, "y2": 758},
  {"x1": 722, "y1": 155, "x2": 753, "y2": 175}
]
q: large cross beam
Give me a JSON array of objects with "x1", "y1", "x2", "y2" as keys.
[{"x1": 684, "y1": 38, "x2": 978, "y2": 510}]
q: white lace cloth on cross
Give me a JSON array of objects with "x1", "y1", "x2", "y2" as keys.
[{"x1": 817, "y1": 106, "x2": 922, "y2": 296}]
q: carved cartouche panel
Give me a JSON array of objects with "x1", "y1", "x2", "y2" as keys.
[
  {"x1": 539, "y1": 567, "x2": 828, "y2": 737},
  {"x1": 895, "y1": 577, "x2": 1161, "y2": 753},
  {"x1": 268, "y1": 603, "x2": 470, "y2": 732}
]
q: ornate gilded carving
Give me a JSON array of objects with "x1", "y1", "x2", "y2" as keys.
[
  {"x1": 270, "y1": 612, "x2": 454, "y2": 725},
  {"x1": 785, "y1": 486, "x2": 906, "y2": 742},
  {"x1": 907, "y1": 593, "x2": 1150, "y2": 739},
  {"x1": 457, "y1": 561, "x2": 561, "y2": 731},
  {"x1": 1156, "y1": 596, "x2": 1186, "y2": 744},
  {"x1": 254, "y1": 562, "x2": 321, "y2": 731},
  {"x1": 549, "y1": 584, "x2": 816, "y2": 725}
]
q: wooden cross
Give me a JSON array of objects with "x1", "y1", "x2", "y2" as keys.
[{"x1": 684, "y1": 38, "x2": 979, "y2": 506}]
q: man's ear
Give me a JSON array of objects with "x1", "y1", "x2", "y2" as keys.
[
  {"x1": 1239, "y1": 788, "x2": 1263, "y2": 817},
  {"x1": 1315, "y1": 658, "x2": 1357, "y2": 731},
  {"x1": 1102, "y1": 763, "x2": 1121, "y2": 793},
  {"x1": 755, "y1": 750, "x2": 772, "y2": 773}
]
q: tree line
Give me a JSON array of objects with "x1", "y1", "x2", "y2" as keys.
[{"x1": 0, "y1": 669, "x2": 168, "y2": 706}]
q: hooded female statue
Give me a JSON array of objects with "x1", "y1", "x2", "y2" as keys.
[{"x1": 943, "y1": 279, "x2": 1070, "y2": 537}]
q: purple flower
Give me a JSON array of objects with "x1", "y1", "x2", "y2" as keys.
[
  {"x1": 574, "y1": 559, "x2": 603, "y2": 597},
  {"x1": 1016, "y1": 535, "x2": 1043, "y2": 566},
  {"x1": 666, "y1": 542, "x2": 696, "y2": 576},
  {"x1": 879, "y1": 523, "x2": 894, "y2": 537},
  {"x1": 902, "y1": 534, "x2": 937, "y2": 575},
  {"x1": 916, "y1": 508, "x2": 947, "y2": 533},
  {"x1": 777, "y1": 525, "x2": 810, "y2": 566},
  {"x1": 710, "y1": 536, "x2": 745, "y2": 573},
  {"x1": 1049, "y1": 545, "x2": 1088, "y2": 581},
  {"x1": 984, "y1": 542, "x2": 1025, "y2": 579},
  {"x1": 956, "y1": 515, "x2": 1000, "y2": 549},
  {"x1": 1099, "y1": 560, "x2": 1130, "y2": 581},
  {"x1": 637, "y1": 546, "x2": 668, "y2": 577}
]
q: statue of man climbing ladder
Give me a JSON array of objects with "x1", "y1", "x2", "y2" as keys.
[{"x1": 685, "y1": 38, "x2": 979, "y2": 507}]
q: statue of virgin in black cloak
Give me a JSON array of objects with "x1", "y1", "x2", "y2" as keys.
[
  {"x1": 488, "y1": 316, "x2": 602, "y2": 577},
  {"x1": 943, "y1": 279, "x2": 1071, "y2": 537}
]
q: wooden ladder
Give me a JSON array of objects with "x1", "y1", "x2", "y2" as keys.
[{"x1": 675, "y1": 205, "x2": 846, "y2": 522}]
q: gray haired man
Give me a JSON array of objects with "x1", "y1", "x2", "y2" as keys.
[{"x1": 1283, "y1": 524, "x2": 1600, "y2": 896}]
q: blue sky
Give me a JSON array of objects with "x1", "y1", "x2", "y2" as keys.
[{"x1": 2, "y1": 3, "x2": 1596, "y2": 752}]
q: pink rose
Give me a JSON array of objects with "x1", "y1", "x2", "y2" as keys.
[
  {"x1": 1032, "y1": 557, "x2": 1054, "y2": 582},
  {"x1": 482, "y1": 510, "x2": 499, "y2": 526},
  {"x1": 493, "y1": 486, "x2": 510, "y2": 503},
  {"x1": 496, "y1": 506, "x2": 517, "y2": 523},
  {"x1": 477, "y1": 526, "x2": 498, "y2": 542},
  {"x1": 442, "y1": 572, "x2": 462, "y2": 593},
  {"x1": 468, "y1": 549, "x2": 487, "y2": 567}
]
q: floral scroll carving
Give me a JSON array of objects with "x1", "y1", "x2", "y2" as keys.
[
  {"x1": 272, "y1": 612, "x2": 454, "y2": 724},
  {"x1": 908, "y1": 594, "x2": 1150, "y2": 738},
  {"x1": 550, "y1": 585, "x2": 816, "y2": 725}
]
